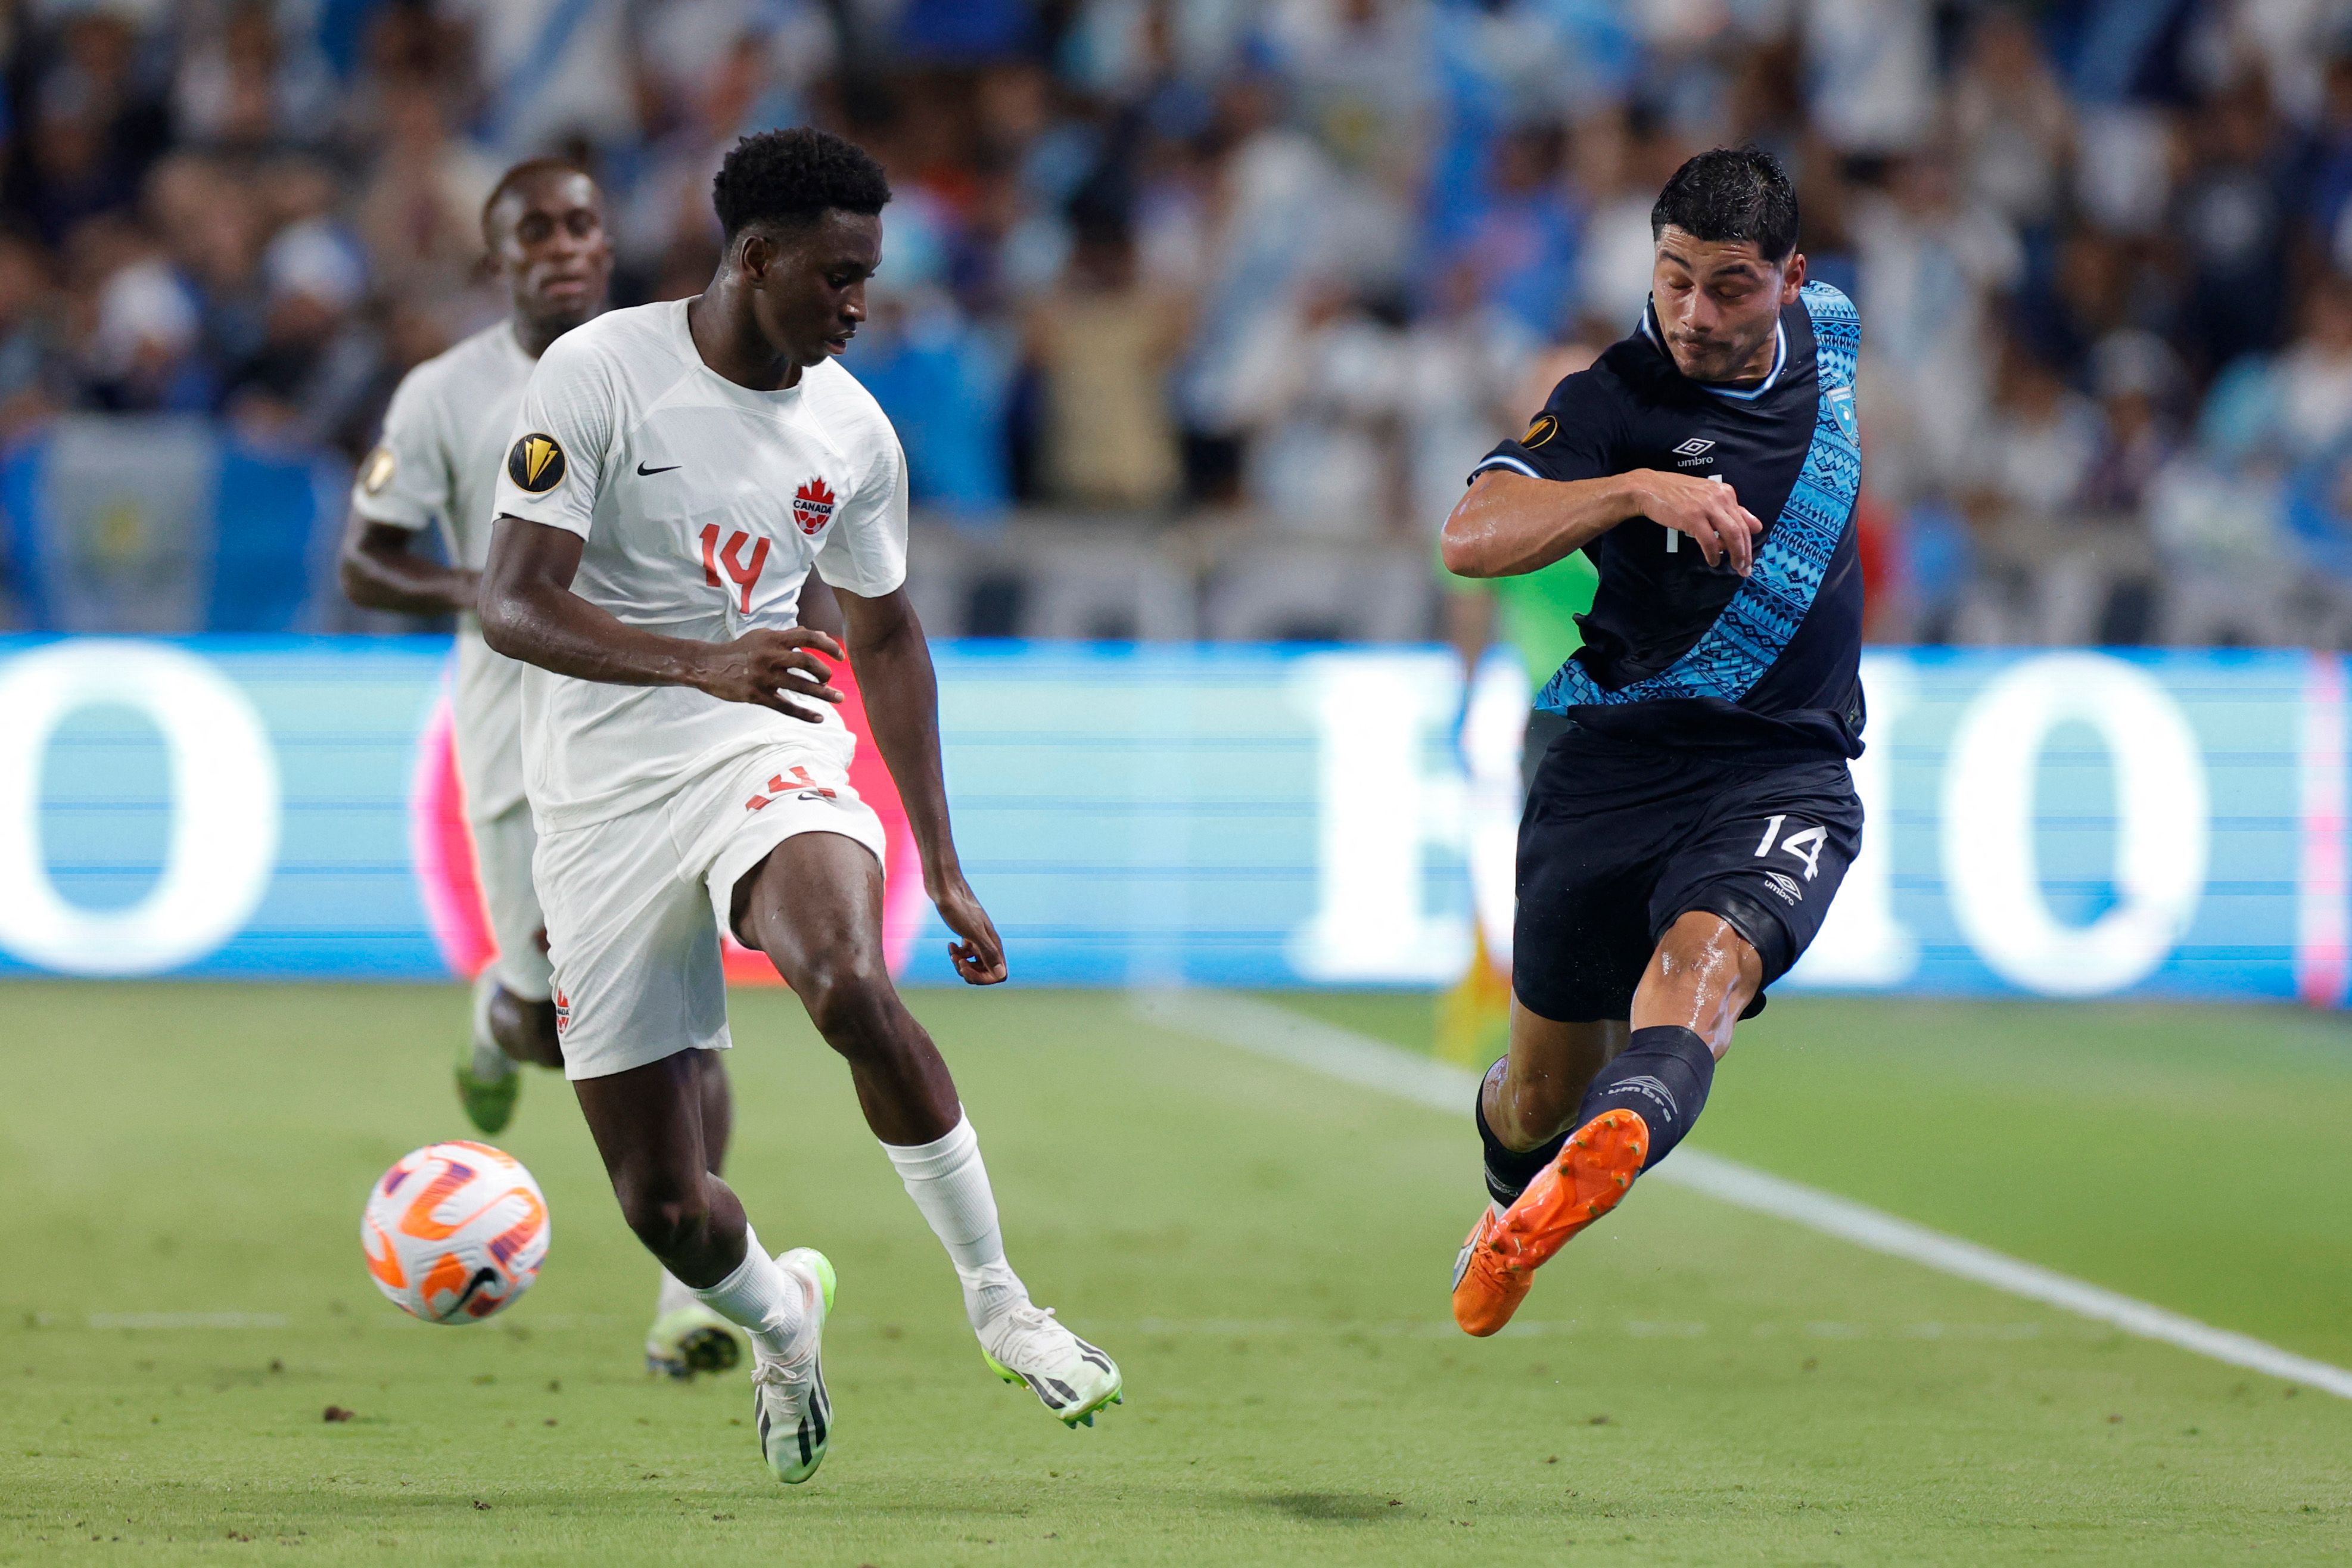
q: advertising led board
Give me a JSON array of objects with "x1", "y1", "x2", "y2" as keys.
[{"x1": 0, "y1": 637, "x2": 2332, "y2": 1003}]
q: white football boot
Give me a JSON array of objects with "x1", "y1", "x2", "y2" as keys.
[
  {"x1": 750, "y1": 1248, "x2": 835, "y2": 1483},
  {"x1": 979, "y1": 1302, "x2": 1123, "y2": 1428}
]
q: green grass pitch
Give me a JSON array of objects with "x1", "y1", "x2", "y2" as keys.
[{"x1": 4, "y1": 982, "x2": 2350, "y2": 1564}]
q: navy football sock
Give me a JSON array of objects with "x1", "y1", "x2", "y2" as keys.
[
  {"x1": 1572, "y1": 1025, "x2": 1715, "y2": 1171},
  {"x1": 1474, "y1": 1059, "x2": 1568, "y2": 1208}
]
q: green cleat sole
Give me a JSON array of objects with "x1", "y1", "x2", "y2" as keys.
[{"x1": 982, "y1": 1349, "x2": 1125, "y2": 1428}]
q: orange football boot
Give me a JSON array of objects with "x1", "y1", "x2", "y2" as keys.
[{"x1": 1451, "y1": 1107, "x2": 1651, "y2": 1336}]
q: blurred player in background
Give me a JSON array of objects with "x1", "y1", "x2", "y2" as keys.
[
  {"x1": 338, "y1": 161, "x2": 743, "y2": 1382},
  {"x1": 1438, "y1": 342, "x2": 1602, "y2": 1066},
  {"x1": 1440, "y1": 148, "x2": 1866, "y2": 1335},
  {"x1": 480, "y1": 127, "x2": 1121, "y2": 1486}
]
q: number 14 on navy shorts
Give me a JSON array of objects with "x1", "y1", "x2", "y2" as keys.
[{"x1": 1511, "y1": 724, "x2": 1864, "y2": 1024}]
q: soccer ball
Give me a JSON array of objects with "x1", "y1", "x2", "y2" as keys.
[{"x1": 362, "y1": 1141, "x2": 550, "y2": 1324}]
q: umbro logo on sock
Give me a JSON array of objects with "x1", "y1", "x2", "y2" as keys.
[{"x1": 1611, "y1": 1075, "x2": 1679, "y2": 1119}]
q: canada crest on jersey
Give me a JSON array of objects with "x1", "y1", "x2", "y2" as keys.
[{"x1": 792, "y1": 475, "x2": 836, "y2": 537}]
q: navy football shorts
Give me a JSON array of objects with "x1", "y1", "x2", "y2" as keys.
[{"x1": 1512, "y1": 723, "x2": 1863, "y2": 1023}]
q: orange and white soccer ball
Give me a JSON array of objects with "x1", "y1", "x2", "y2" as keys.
[{"x1": 361, "y1": 1141, "x2": 550, "y2": 1324}]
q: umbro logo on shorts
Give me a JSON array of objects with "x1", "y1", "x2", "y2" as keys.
[{"x1": 1765, "y1": 870, "x2": 1805, "y2": 906}]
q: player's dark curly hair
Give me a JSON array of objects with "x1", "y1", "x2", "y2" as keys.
[
  {"x1": 1650, "y1": 147, "x2": 1799, "y2": 262},
  {"x1": 712, "y1": 127, "x2": 892, "y2": 239}
]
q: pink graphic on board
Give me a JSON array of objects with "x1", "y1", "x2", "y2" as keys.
[
  {"x1": 409, "y1": 659, "x2": 924, "y2": 984},
  {"x1": 408, "y1": 701, "x2": 496, "y2": 980},
  {"x1": 2296, "y1": 651, "x2": 2350, "y2": 1009}
]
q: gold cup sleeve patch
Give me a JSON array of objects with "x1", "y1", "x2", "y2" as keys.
[
  {"x1": 508, "y1": 433, "x2": 567, "y2": 494},
  {"x1": 1522, "y1": 413, "x2": 1558, "y2": 448},
  {"x1": 360, "y1": 444, "x2": 396, "y2": 494}
]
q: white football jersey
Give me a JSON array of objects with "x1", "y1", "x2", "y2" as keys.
[
  {"x1": 491, "y1": 298, "x2": 909, "y2": 830},
  {"x1": 353, "y1": 320, "x2": 540, "y2": 821}
]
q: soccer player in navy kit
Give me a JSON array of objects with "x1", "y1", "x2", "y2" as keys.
[{"x1": 1440, "y1": 148, "x2": 1866, "y2": 1335}]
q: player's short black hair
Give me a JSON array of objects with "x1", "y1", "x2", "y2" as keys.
[
  {"x1": 480, "y1": 158, "x2": 594, "y2": 246},
  {"x1": 712, "y1": 127, "x2": 891, "y2": 239},
  {"x1": 1650, "y1": 147, "x2": 1799, "y2": 262}
]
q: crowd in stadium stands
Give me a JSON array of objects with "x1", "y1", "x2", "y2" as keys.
[{"x1": 7, "y1": 0, "x2": 2352, "y2": 643}]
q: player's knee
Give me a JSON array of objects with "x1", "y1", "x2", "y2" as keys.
[
  {"x1": 486, "y1": 989, "x2": 562, "y2": 1070},
  {"x1": 795, "y1": 953, "x2": 898, "y2": 1054},
  {"x1": 614, "y1": 1173, "x2": 709, "y2": 1256},
  {"x1": 1642, "y1": 912, "x2": 1762, "y2": 1043},
  {"x1": 1493, "y1": 1074, "x2": 1576, "y2": 1150}
]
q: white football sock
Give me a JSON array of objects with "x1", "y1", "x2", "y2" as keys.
[
  {"x1": 654, "y1": 1268, "x2": 698, "y2": 1320},
  {"x1": 882, "y1": 1114, "x2": 1028, "y2": 1331},
  {"x1": 468, "y1": 975, "x2": 517, "y2": 1081},
  {"x1": 690, "y1": 1225, "x2": 808, "y2": 1363}
]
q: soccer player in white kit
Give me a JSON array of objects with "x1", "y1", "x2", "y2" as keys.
[
  {"x1": 340, "y1": 161, "x2": 744, "y2": 1382},
  {"x1": 478, "y1": 128, "x2": 1122, "y2": 1484}
]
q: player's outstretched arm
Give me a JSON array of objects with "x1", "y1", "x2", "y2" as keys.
[
  {"x1": 1441, "y1": 468, "x2": 1760, "y2": 579},
  {"x1": 478, "y1": 515, "x2": 845, "y2": 719},
  {"x1": 338, "y1": 514, "x2": 480, "y2": 617},
  {"x1": 832, "y1": 582, "x2": 1007, "y2": 987}
]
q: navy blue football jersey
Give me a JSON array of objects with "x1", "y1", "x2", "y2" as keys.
[{"x1": 1472, "y1": 281, "x2": 1865, "y2": 760}]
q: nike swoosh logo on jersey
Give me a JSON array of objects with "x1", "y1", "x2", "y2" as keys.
[{"x1": 636, "y1": 461, "x2": 680, "y2": 476}]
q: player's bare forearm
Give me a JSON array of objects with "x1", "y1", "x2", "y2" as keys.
[
  {"x1": 338, "y1": 517, "x2": 481, "y2": 617},
  {"x1": 833, "y1": 585, "x2": 957, "y2": 881},
  {"x1": 1442, "y1": 466, "x2": 1763, "y2": 578},
  {"x1": 480, "y1": 516, "x2": 842, "y2": 717},
  {"x1": 1441, "y1": 471, "x2": 1644, "y2": 578},
  {"x1": 833, "y1": 582, "x2": 1007, "y2": 983},
  {"x1": 480, "y1": 517, "x2": 715, "y2": 685}
]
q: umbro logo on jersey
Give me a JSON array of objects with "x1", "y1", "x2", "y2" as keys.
[
  {"x1": 1672, "y1": 437, "x2": 1715, "y2": 458},
  {"x1": 508, "y1": 433, "x2": 566, "y2": 493},
  {"x1": 636, "y1": 461, "x2": 680, "y2": 477},
  {"x1": 793, "y1": 476, "x2": 836, "y2": 536}
]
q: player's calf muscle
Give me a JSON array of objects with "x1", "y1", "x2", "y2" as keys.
[
  {"x1": 607, "y1": 1154, "x2": 746, "y2": 1285},
  {"x1": 1490, "y1": 1013, "x2": 1621, "y2": 1149}
]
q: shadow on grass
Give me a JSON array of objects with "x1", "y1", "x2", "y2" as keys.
[{"x1": 1258, "y1": 1492, "x2": 1404, "y2": 1524}]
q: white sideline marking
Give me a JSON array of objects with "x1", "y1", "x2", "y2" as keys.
[{"x1": 1133, "y1": 989, "x2": 2352, "y2": 1401}]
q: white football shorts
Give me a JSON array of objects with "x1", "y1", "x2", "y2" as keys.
[
  {"x1": 471, "y1": 799, "x2": 554, "y2": 1004},
  {"x1": 532, "y1": 730, "x2": 887, "y2": 1080}
]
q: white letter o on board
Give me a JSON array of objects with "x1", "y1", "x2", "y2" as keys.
[
  {"x1": 0, "y1": 641, "x2": 279, "y2": 975},
  {"x1": 1941, "y1": 652, "x2": 2207, "y2": 997}
]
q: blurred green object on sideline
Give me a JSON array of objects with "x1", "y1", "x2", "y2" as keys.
[
  {"x1": 1491, "y1": 549, "x2": 1603, "y2": 690},
  {"x1": 1436, "y1": 546, "x2": 1600, "y2": 1068}
]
